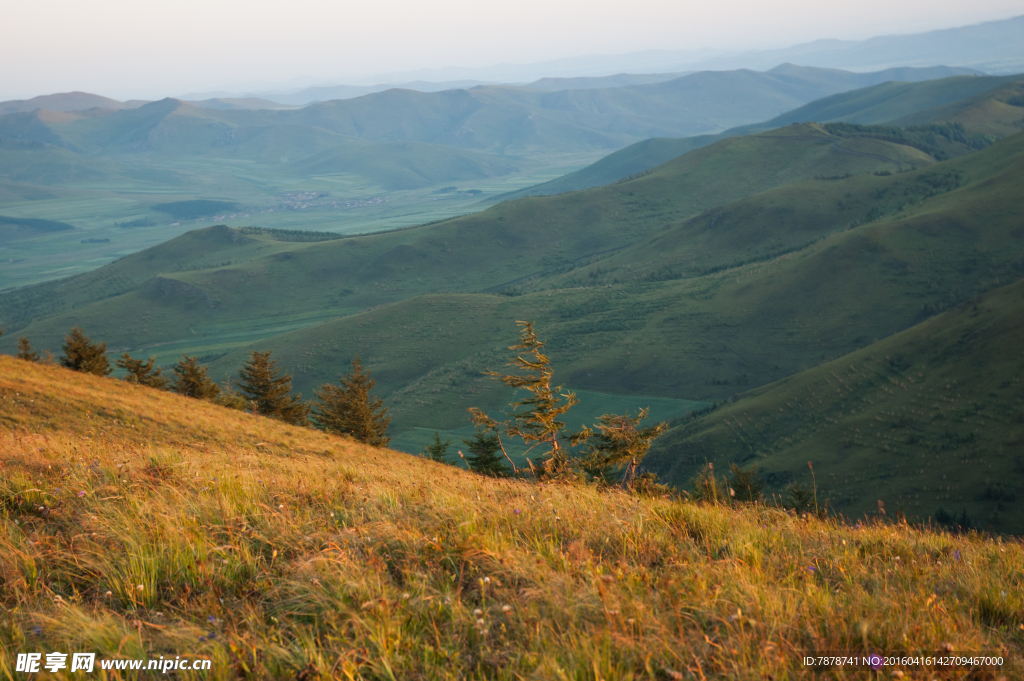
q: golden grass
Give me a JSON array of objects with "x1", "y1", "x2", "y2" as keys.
[{"x1": 1, "y1": 355, "x2": 1022, "y2": 679}]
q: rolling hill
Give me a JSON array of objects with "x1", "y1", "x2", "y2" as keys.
[
  {"x1": 0, "y1": 124, "x2": 936, "y2": 354},
  {"x1": 3, "y1": 355, "x2": 1022, "y2": 678},
  {"x1": 505, "y1": 73, "x2": 1024, "y2": 199},
  {"x1": 645, "y1": 277, "x2": 1024, "y2": 533}
]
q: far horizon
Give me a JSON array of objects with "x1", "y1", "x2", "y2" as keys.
[{"x1": 1, "y1": 1, "x2": 1021, "y2": 101}]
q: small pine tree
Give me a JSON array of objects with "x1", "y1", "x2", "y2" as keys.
[
  {"x1": 461, "y1": 429, "x2": 508, "y2": 477},
  {"x1": 214, "y1": 376, "x2": 250, "y2": 410},
  {"x1": 784, "y1": 482, "x2": 815, "y2": 513},
  {"x1": 115, "y1": 352, "x2": 169, "y2": 389},
  {"x1": 689, "y1": 462, "x2": 729, "y2": 504},
  {"x1": 16, "y1": 337, "x2": 39, "y2": 363},
  {"x1": 727, "y1": 463, "x2": 764, "y2": 503},
  {"x1": 469, "y1": 321, "x2": 584, "y2": 477},
  {"x1": 425, "y1": 431, "x2": 452, "y2": 462},
  {"x1": 313, "y1": 356, "x2": 391, "y2": 446},
  {"x1": 580, "y1": 408, "x2": 668, "y2": 485},
  {"x1": 171, "y1": 355, "x2": 220, "y2": 400},
  {"x1": 236, "y1": 350, "x2": 310, "y2": 425},
  {"x1": 60, "y1": 327, "x2": 111, "y2": 376}
]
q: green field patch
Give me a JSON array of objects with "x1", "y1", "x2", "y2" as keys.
[{"x1": 151, "y1": 199, "x2": 238, "y2": 220}]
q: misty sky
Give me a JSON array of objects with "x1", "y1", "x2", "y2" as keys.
[{"x1": 2, "y1": 0, "x2": 1021, "y2": 100}]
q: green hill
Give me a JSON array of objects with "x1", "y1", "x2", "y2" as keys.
[
  {"x1": 500, "y1": 74, "x2": 1024, "y2": 199},
  {"x1": 645, "y1": 277, "x2": 1024, "y2": 534},
  {"x1": 0, "y1": 124, "x2": 933, "y2": 354},
  {"x1": 749, "y1": 74, "x2": 1024, "y2": 130}
]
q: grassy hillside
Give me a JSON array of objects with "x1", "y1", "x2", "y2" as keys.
[
  {"x1": 2, "y1": 356, "x2": 1023, "y2": 678},
  {"x1": 646, "y1": 278, "x2": 1024, "y2": 533},
  {"x1": 750, "y1": 75, "x2": 1024, "y2": 130},
  {"x1": 0, "y1": 125, "x2": 931, "y2": 357},
  {"x1": 186, "y1": 132, "x2": 1024, "y2": 458},
  {"x1": 504, "y1": 74, "x2": 1023, "y2": 199}
]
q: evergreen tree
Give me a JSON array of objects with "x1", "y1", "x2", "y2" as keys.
[
  {"x1": 313, "y1": 356, "x2": 390, "y2": 446},
  {"x1": 727, "y1": 463, "x2": 764, "y2": 503},
  {"x1": 580, "y1": 408, "x2": 667, "y2": 485},
  {"x1": 425, "y1": 431, "x2": 452, "y2": 462},
  {"x1": 60, "y1": 327, "x2": 111, "y2": 376},
  {"x1": 461, "y1": 429, "x2": 508, "y2": 476},
  {"x1": 115, "y1": 352, "x2": 169, "y2": 389},
  {"x1": 16, "y1": 337, "x2": 39, "y2": 363},
  {"x1": 469, "y1": 321, "x2": 585, "y2": 477},
  {"x1": 236, "y1": 350, "x2": 310, "y2": 425},
  {"x1": 171, "y1": 355, "x2": 220, "y2": 400}
]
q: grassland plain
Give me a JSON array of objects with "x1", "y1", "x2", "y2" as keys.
[
  {"x1": 0, "y1": 124, "x2": 937, "y2": 357},
  {"x1": 1, "y1": 356, "x2": 1023, "y2": 679},
  {"x1": 645, "y1": 278, "x2": 1024, "y2": 533}
]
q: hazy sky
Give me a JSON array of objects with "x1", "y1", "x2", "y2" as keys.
[{"x1": 1, "y1": 0, "x2": 1021, "y2": 100}]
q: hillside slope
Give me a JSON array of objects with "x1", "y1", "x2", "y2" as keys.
[
  {"x1": 646, "y1": 278, "x2": 1024, "y2": 533},
  {"x1": 1, "y1": 356, "x2": 1022, "y2": 678},
  {"x1": 0, "y1": 125, "x2": 925, "y2": 352},
  {"x1": 503, "y1": 73, "x2": 1022, "y2": 199}
]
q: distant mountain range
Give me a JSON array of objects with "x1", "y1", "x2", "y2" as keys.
[{"x1": 254, "y1": 13, "x2": 1022, "y2": 103}]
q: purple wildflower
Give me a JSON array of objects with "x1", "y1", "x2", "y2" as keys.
[
  {"x1": 32, "y1": 626, "x2": 42, "y2": 636},
  {"x1": 953, "y1": 550, "x2": 961, "y2": 562},
  {"x1": 869, "y1": 654, "x2": 884, "y2": 671},
  {"x1": 78, "y1": 491, "x2": 86, "y2": 498},
  {"x1": 806, "y1": 565, "x2": 817, "y2": 573},
  {"x1": 513, "y1": 508, "x2": 521, "y2": 515}
]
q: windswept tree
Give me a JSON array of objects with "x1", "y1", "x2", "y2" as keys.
[
  {"x1": 469, "y1": 321, "x2": 585, "y2": 477},
  {"x1": 425, "y1": 431, "x2": 452, "y2": 463},
  {"x1": 16, "y1": 337, "x2": 39, "y2": 363},
  {"x1": 461, "y1": 429, "x2": 508, "y2": 477},
  {"x1": 171, "y1": 355, "x2": 220, "y2": 400},
  {"x1": 580, "y1": 408, "x2": 668, "y2": 486},
  {"x1": 60, "y1": 327, "x2": 111, "y2": 376},
  {"x1": 115, "y1": 352, "x2": 169, "y2": 389},
  {"x1": 236, "y1": 350, "x2": 310, "y2": 425},
  {"x1": 313, "y1": 355, "x2": 390, "y2": 446}
]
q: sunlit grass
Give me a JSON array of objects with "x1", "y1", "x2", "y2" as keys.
[{"x1": 1, "y1": 356, "x2": 1022, "y2": 679}]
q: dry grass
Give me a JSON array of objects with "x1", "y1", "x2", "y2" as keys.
[{"x1": 1, "y1": 356, "x2": 1022, "y2": 679}]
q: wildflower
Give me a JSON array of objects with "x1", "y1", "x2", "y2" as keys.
[
  {"x1": 483, "y1": 577, "x2": 491, "y2": 584},
  {"x1": 513, "y1": 508, "x2": 521, "y2": 515},
  {"x1": 32, "y1": 626, "x2": 42, "y2": 636},
  {"x1": 207, "y1": 616, "x2": 217, "y2": 623},
  {"x1": 78, "y1": 491, "x2": 87, "y2": 497},
  {"x1": 953, "y1": 550, "x2": 961, "y2": 562},
  {"x1": 501, "y1": 605, "x2": 512, "y2": 613},
  {"x1": 137, "y1": 584, "x2": 144, "y2": 591},
  {"x1": 806, "y1": 565, "x2": 817, "y2": 573},
  {"x1": 475, "y1": 618, "x2": 485, "y2": 627},
  {"x1": 869, "y1": 654, "x2": 884, "y2": 671},
  {"x1": 105, "y1": 591, "x2": 112, "y2": 597},
  {"x1": 473, "y1": 608, "x2": 483, "y2": 616}
]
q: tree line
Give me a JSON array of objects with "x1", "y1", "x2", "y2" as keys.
[
  {"x1": 5, "y1": 322, "x2": 774, "y2": 504},
  {"x1": 5, "y1": 327, "x2": 389, "y2": 447}
]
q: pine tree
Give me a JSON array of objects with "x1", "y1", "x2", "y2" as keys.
[
  {"x1": 461, "y1": 429, "x2": 508, "y2": 477},
  {"x1": 425, "y1": 431, "x2": 452, "y2": 462},
  {"x1": 171, "y1": 355, "x2": 220, "y2": 400},
  {"x1": 727, "y1": 463, "x2": 764, "y2": 503},
  {"x1": 115, "y1": 352, "x2": 169, "y2": 389},
  {"x1": 60, "y1": 327, "x2": 111, "y2": 376},
  {"x1": 580, "y1": 408, "x2": 667, "y2": 485},
  {"x1": 236, "y1": 350, "x2": 310, "y2": 425},
  {"x1": 16, "y1": 337, "x2": 39, "y2": 363},
  {"x1": 469, "y1": 321, "x2": 584, "y2": 477},
  {"x1": 313, "y1": 355, "x2": 390, "y2": 446}
]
